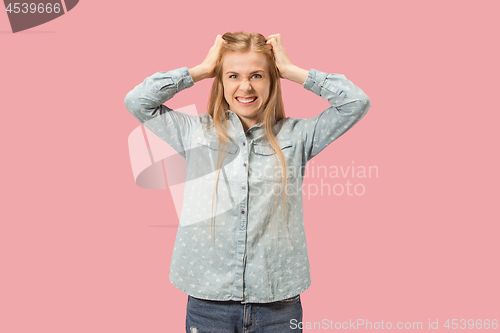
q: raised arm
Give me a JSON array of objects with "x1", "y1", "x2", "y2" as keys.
[
  {"x1": 300, "y1": 69, "x2": 371, "y2": 161},
  {"x1": 266, "y1": 33, "x2": 308, "y2": 85},
  {"x1": 189, "y1": 34, "x2": 226, "y2": 83},
  {"x1": 266, "y1": 33, "x2": 371, "y2": 162},
  {"x1": 124, "y1": 67, "x2": 194, "y2": 124},
  {"x1": 124, "y1": 34, "x2": 226, "y2": 123},
  {"x1": 124, "y1": 66, "x2": 199, "y2": 159},
  {"x1": 123, "y1": 35, "x2": 226, "y2": 157}
]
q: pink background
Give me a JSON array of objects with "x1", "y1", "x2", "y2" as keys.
[{"x1": 1, "y1": 0, "x2": 499, "y2": 332}]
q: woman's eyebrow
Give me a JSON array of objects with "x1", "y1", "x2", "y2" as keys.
[{"x1": 225, "y1": 70, "x2": 265, "y2": 75}]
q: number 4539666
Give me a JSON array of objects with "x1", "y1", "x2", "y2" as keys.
[
  {"x1": 444, "y1": 319, "x2": 498, "y2": 329},
  {"x1": 6, "y1": 3, "x2": 62, "y2": 14}
]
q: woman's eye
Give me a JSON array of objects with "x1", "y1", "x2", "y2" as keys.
[{"x1": 228, "y1": 74, "x2": 261, "y2": 79}]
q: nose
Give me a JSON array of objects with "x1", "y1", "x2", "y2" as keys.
[{"x1": 240, "y1": 79, "x2": 253, "y2": 92}]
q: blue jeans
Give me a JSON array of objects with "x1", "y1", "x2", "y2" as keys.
[{"x1": 186, "y1": 294, "x2": 303, "y2": 333}]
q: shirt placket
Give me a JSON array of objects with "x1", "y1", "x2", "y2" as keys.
[{"x1": 231, "y1": 113, "x2": 252, "y2": 301}]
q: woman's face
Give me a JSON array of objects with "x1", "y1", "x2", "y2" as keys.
[{"x1": 221, "y1": 51, "x2": 271, "y2": 130}]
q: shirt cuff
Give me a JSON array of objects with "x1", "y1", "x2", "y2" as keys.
[
  {"x1": 303, "y1": 69, "x2": 328, "y2": 96},
  {"x1": 177, "y1": 66, "x2": 195, "y2": 92}
]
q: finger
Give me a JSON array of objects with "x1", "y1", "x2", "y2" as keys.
[
  {"x1": 267, "y1": 34, "x2": 281, "y2": 42},
  {"x1": 267, "y1": 38, "x2": 281, "y2": 49},
  {"x1": 266, "y1": 37, "x2": 279, "y2": 46},
  {"x1": 213, "y1": 35, "x2": 222, "y2": 47}
]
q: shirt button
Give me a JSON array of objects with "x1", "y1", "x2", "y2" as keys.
[
  {"x1": 242, "y1": 142, "x2": 246, "y2": 146},
  {"x1": 243, "y1": 163, "x2": 247, "y2": 167},
  {"x1": 242, "y1": 186, "x2": 246, "y2": 190},
  {"x1": 241, "y1": 210, "x2": 245, "y2": 214}
]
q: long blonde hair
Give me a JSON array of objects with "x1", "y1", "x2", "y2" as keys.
[{"x1": 206, "y1": 31, "x2": 290, "y2": 243}]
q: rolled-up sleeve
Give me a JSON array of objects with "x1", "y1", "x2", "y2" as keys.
[
  {"x1": 124, "y1": 67, "x2": 196, "y2": 158},
  {"x1": 294, "y1": 69, "x2": 371, "y2": 162}
]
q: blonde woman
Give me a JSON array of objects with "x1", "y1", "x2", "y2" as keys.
[{"x1": 124, "y1": 31, "x2": 371, "y2": 333}]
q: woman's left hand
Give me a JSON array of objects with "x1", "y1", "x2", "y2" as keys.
[{"x1": 266, "y1": 34, "x2": 294, "y2": 79}]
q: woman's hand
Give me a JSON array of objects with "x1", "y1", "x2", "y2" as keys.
[
  {"x1": 189, "y1": 34, "x2": 226, "y2": 83},
  {"x1": 201, "y1": 34, "x2": 226, "y2": 78},
  {"x1": 266, "y1": 34, "x2": 293, "y2": 79},
  {"x1": 266, "y1": 34, "x2": 308, "y2": 85}
]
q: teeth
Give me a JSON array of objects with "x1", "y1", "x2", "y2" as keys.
[{"x1": 237, "y1": 97, "x2": 256, "y2": 103}]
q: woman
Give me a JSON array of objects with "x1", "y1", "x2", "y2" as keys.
[{"x1": 124, "y1": 31, "x2": 371, "y2": 333}]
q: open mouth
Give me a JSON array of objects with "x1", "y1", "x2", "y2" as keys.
[{"x1": 236, "y1": 96, "x2": 258, "y2": 105}]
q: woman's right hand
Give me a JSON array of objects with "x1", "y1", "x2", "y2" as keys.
[
  {"x1": 189, "y1": 35, "x2": 226, "y2": 82},
  {"x1": 201, "y1": 34, "x2": 226, "y2": 78}
]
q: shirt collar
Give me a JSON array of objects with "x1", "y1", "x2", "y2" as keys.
[{"x1": 225, "y1": 110, "x2": 265, "y2": 138}]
